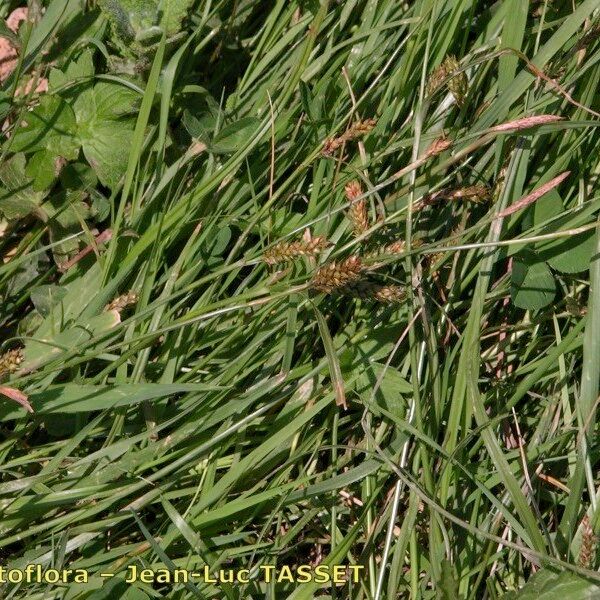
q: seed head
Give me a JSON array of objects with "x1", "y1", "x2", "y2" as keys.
[
  {"x1": 322, "y1": 119, "x2": 377, "y2": 155},
  {"x1": 416, "y1": 185, "x2": 491, "y2": 210},
  {"x1": 264, "y1": 237, "x2": 329, "y2": 265},
  {"x1": 366, "y1": 239, "x2": 423, "y2": 268},
  {"x1": 344, "y1": 180, "x2": 363, "y2": 201},
  {"x1": 369, "y1": 283, "x2": 406, "y2": 303},
  {"x1": 0, "y1": 348, "x2": 23, "y2": 376},
  {"x1": 578, "y1": 515, "x2": 597, "y2": 569},
  {"x1": 345, "y1": 181, "x2": 369, "y2": 236},
  {"x1": 424, "y1": 136, "x2": 452, "y2": 158},
  {"x1": 344, "y1": 281, "x2": 406, "y2": 303},
  {"x1": 426, "y1": 56, "x2": 468, "y2": 106},
  {"x1": 106, "y1": 291, "x2": 139, "y2": 313},
  {"x1": 385, "y1": 238, "x2": 423, "y2": 254},
  {"x1": 427, "y1": 251, "x2": 448, "y2": 272},
  {"x1": 490, "y1": 114, "x2": 563, "y2": 133},
  {"x1": 386, "y1": 240, "x2": 406, "y2": 254},
  {"x1": 312, "y1": 256, "x2": 363, "y2": 293}
]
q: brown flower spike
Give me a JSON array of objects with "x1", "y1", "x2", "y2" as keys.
[
  {"x1": 578, "y1": 514, "x2": 597, "y2": 569},
  {"x1": 312, "y1": 256, "x2": 363, "y2": 293},
  {"x1": 345, "y1": 181, "x2": 369, "y2": 236},
  {"x1": 415, "y1": 185, "x2": 491, "y2": 211},
  {"x1": 426, "y1": 56, "x2": 468, "y2": 106},
  {"x1": 346, "y1": 281, "x2": 406, "y2": 303},
  {"x1": 423, "y1": 136, "x2": 452, "y2": 158},
  {"x1": 106, "y1": 291, "x2": 139, "y2": 313},
  {"x1": 264, "y1": 237, "x2": 329, "y2": 265},
  {"x1": 322, "y1": 119, "x2": 377, "y2": 155},
  {"x1": 0, "y1": 348, "x2": 23, "y2": 376}
]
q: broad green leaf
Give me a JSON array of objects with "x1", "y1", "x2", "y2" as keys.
[
  {"x1": 60, "y1": 161, "x2": 98, "y2": 191},
  {"x1": 30, "y1": 285, "x2": 68, "y2": 317},
  {"x1": 49, "y1": 48, "x2": 95, "y2": 91},
  {"x1": 159, "y1": 0, "x2": 194, "y2": 35},
  {"x1": 43, "y1": 189, "x2": 91, "y2": 229},
  {"x1": 537, "y1": 230, "x2": 596, "y2": 274},
  {"x1": 25, "y1": 149, "x2": 58, "y2": 191},
  {"x1": 210, "y1": 117, "x2": 261, "y2": 154},
  {"x1": 182, "y1": 107, "x2": 219, "y2": 145},
  {"x1": 74, "y1": 82, "x2": 139, "y2": 188},
  {"x1": 20, "y1": 310, "x2": 121, "y2": 374},
  {"x1": 355, "y1": 362, "x2": 410, "y2": 415},
  {"x1": 9, "y1": 95, "x2": 80, "y2": 159},
  {"x1": 85, "y1": 577, "x2": 149, "y2": 600},
  {"x1": 80, "y1": 120, "x2": 135, "y2": 188},
  {"x1": 511, "y1": 251, "x2": 556, "y2": 310},
  {"x1": 34, "y1": 262, "x2": 103, "y2": 339},
  {"x1": 502, "y1": 569, "x2": 600, "y2": 599},
  {"x1": 533, "y1": 189, "x2": 563, "y2": 226},
  {"x1": 41, "y1": 190, "x2": 92, "y2": 263},
  {"x1": 355, "y1": 324, "x2": 403, "y2": 363},
  {"x1": 81, "y1": 81, "x2": 140, "y2": 120},
  {"x1": 206, "y1": 226, "x2": 232, "y2": 266},
  {"x1": 0, "y1": 153, "x2": 47, "y2": 219},
  {"x1": 264, "y1": 207, "x2": 305, "y2": 236},
  {"x1": 531, "y1": 189, "x2": 594, "y2": 273}
]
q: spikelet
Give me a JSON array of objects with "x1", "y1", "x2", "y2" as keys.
[
  {"x1": 263, "y1": 237, "x2": 329, "y2": 265},
  {"x1": 345, "y1": 181, "x2": 369, "y2": 236},
  {"x1": 426, "y1": 56, "x2": 468, "y2": 106},
  {"x1": 489, "y1": 115, "x2": 563, "y2": 133},
  {"x1": 364, "y1": 239, "x2": 424, "y2": 269},
  {"x1": 426, "y1": 62, "x2": 448, "y2": 96},
  {"x1": 345, "y1": 281, "x2": 406, "y2": 303},
  {"x1": 578, "y1": 515, "x2": 597, "y2": 569},
  {"x1": 311, "y1": 256, "x2": 363, "y2": 293},
  {"x1": 446, "y1": 59, "x2": 468, "y2": 107},
  {"x1": 348, "y1": 119, "x2": 377, "y2": 138},
  {"x1": 386, "y1": 238, "x2": 423, "y2": 254},
  {"x1": 344, "y1": 180, "x2": 363, "y2": 201},
  {"x1": 0, "y1": 348, "x2": 23, "y2": 376},
  {"x1": 385, "y1": 240, "x2": 406, "y2": 255},
  {"x1": 423, "y1": 136, "x2": 452, "y2": 158},
  {"x1": 446, "y1": 185, "x2": 490, "y2": 203},
  {"x1": 427, "y1": 251, "x2": 447, "y2": 271},
  {"x1": 369, "y1": 238, "x2": 422, "y2": 258},
  {"x1": 105, "y1": 291, "x2": 139, "y2": 313},
  {"x1": 415, "y1": 185, "x2": 491, "y2": 211},
  {"x1": 322, "y1": 119, "x2": 377, "y2": 155}
]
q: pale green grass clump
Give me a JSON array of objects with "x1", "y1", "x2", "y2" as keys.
[{"x1": 0, "y1": 1, "x2": 600, "y2": 598}]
